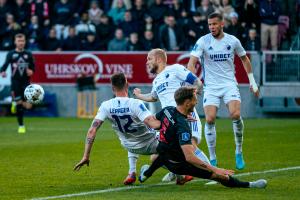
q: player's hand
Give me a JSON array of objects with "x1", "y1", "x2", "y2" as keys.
[
  {"x1": 133, "y1": 88, "x2": 141, "y2": 97},
  {"x1": 250, "y1": 85, "x2": 259, "y2": 98},
  {"x1": 187, "y1": 114, "x2": 197, "y2": 122},
  {"x1": 0, "y1": 72, "x2": 6, "y2": 77},
  {"x1": 74, "y1": 158, "x2": 90, "y2": 171},
  {"x1": 214, "y1": 168, "x2": 235, "y2": 176},
  {"x1": 26, "y1": 69, "x2": 34, "y2": 77}
]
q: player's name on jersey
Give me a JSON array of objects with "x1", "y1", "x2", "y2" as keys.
[
  {"x1": 209, "y1": 53, "x2": 231, "y2": 61},
  {"x1": 110, "y1": 107, "x2": 130, "y2": 114}
]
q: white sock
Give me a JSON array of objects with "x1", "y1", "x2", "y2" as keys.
[
  {"x1": 232, "y1": 117, "x2": 244, "y2": 154},
  {"x1": 204, "y1": 122, "x2": 217, "y2": 160},
  {"x1": 194, "y1": 147, "x2": 210, "y2": 164},
  {"x1": 128, "y1": 151, "x2": 138, "y2": 174}
]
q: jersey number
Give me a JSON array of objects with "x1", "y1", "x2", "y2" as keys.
[{"x1": 111, "y1": 115, "x2": 137, "y2": 133}]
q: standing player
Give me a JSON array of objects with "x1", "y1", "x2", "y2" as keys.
[
  {"x1": 0, "y1": 33, "x2": 35, "y2": 134},
  {"x1": 187, "y1": 12, "x2": 259, "y2": 169},
  {"x1": 74, "y1": 72, "x2": 164, "y2": 185},
  {"x1": 139, "y1": 87, "x2": 267, "y2": 189},
  {"x1": 133, "y1": 48, "x2": 209, "y2": 182}
]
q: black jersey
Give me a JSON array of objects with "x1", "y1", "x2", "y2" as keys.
[
  {"x1": 155, "y1": 106, "x2": 192, "y2": 162},
  {"x1": 0, "y1": 50, "x2": 35, "y2": 83}
]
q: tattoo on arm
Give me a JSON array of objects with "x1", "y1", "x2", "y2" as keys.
[
  {"x1": 91, "y1": 119, "x2": 103, "y2": 131},
  {"x1": 86, "y1": 137, "x2": 95, "y2": 144}
]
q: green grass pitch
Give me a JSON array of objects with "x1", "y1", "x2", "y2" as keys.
[{"x1": 0, "y1": 117, "x2": 300, "y2": 200}]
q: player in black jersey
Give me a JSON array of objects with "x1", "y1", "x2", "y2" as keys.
[
  {"x1": 139, "y1": 87, "x2": 267, "y2": 189},
  {"x1": 0, "y1": 34, "x2": 35, "y2": 134}
]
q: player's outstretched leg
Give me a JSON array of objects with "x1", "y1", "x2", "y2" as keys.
[
  {"x1": 212, "y1": 174, "x2": 267, "y2": 189},
  {"x1": 123, "y1": 152, "x2": 138, "y2": 185},
  {"x1": 233, "y1": 117, "x2": 245, "y2": 170},
  {"x1": 204, "y1": 122, "x2": 217, "y2": 166}
]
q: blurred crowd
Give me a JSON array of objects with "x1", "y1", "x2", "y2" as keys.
[{"x1": 0, "y1": 0, "x2": 299, "y2": 52}]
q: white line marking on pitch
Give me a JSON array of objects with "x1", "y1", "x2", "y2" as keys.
[{"x1": 30, "y1": 166, "x2": 300, "y2": 200}]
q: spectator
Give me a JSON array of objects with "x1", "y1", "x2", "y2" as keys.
[
  {"x1": 197, "y1": 0, "x2": 215, "y2": 20},
  {"x1": 112, "y1": 0, "x2": 132, "y2": 10},
  {"x1": 220, "y1": 0, "x2": 235, "y2": 28},
  {"x1": 88, "y1": 0, "x2": 103, "y2": 25},
  {"x1": 245, "y1": 29, "x2": 261, "y2": 51},
  {"x1": 108, "y1": 0, "x2": 126, "y2": 25},
  {"x1": 119, "y1": 11, "x2": 139, "y2": 38},
  {"x1": 0, "y1": 0, "x2": 12, "y2": 26},
  {"x1": 148, "y1": 0, "x2": 169, "y2": 27},
  {"x1": 185, "y1": 12, "x2": 209, "y2": 50},
  {"x1": 183, "y1": 0, "x2": 201, "y2": 12},
  {"x1": 62, "y1": 26, "x2": 80, "y2": 50},
  {"x1": 259, "y1": 0, "x2": 280, "y2": 50},
  {"x1": 131, "y1": 0, "x2": 147, "y2": 35},
  {"x1": 53, "y1": 0, "x2": 75, "y2": 39},
  {"x1": 169, "y1": 0, "x2": 185, "y2": 20},
  {"x1": 240, "y1": 0, "x2": 260, "y2": 30},
  {"x1": 80, "y1": 32, "x2": 100, "y2": 51},
  {"x1": 26, "y1": 15, "x2": 42, "y2": 51},
  {"x1": 225, "y1": 12, "x2": 247, "y2": 44},
  {"x1": 30, "y1": 0, "x2": 50, "y2": 29},
  {"x1": 13, "y1": 0, "x2": 30, "y2": 29},
  {"x1": 127, "y1": 32, "x2": 143, "y2": 51},
  {"x1": 1, "y1": 13, "x2": 21, "y2": 50},
  {"x1": 108, "y1": 28, "x2": 128, "y2": 51},
  {"x1": 159, "y1": 15, "x2": 185, "y2": 51},
  {"x1": 43, "y1": 28, "x2": 62, "y2": 51},
  {"x1": 75, "y1": 12, "x2": 96, "y2": 41},
  {"x1": 96, "y1": 14, "x2": 116, "y2": 50},
  {"x1": 141, "y1": 30, "x2": 158, "y2": 50}
]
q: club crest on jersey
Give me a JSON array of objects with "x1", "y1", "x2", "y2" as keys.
[
  {"x1": 24, "y1": 54, "x2": 28, "y2": 59},
  {"x1": 165, "y1": 73, "x2": 169, "y2": 78},
  {"x1": 12, "y1": 53, "x2": 18, "y2": 59},
  {"x1": 181, "y1": 132, "x2": 190, "y2": 142},
  {"x1": 208, "y1": 46, "x2": 213, "y2": 50},
  {"x1": 227, "y1": 45, "x2": 231, "y2": 50}
]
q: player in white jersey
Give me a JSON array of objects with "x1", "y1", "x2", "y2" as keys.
[
  {"x1": 133, "y1": 48, "x2": 210, "y2": 182},
  {"x1": 74, "y1": 73, "x2": 161, "y2": 185},
  {"x1": 187, "y1": 12, "x2": 259, "y2": 170}
]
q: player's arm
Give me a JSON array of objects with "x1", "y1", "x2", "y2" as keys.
[
  {"x1": 187, "y1": 55, "x2": 198, "y2": 74},
  {"x1": 0, "y1": 52, "x2": 11, "y2": 77},
  {"x1": 74, "y1": 119, "x2": 103, "y2": 171},
  {"x1": 193, "y1": 78, "x2": 203, "y2": 95},
  {"x1": 181, "y1": 144, "x2": 234, "y2": 177},
  {"x1": 143, "y1": 115, "x2": 161, "y2": 129},
  {"x1": 133, "y1": 88, "x2": 158, "y2": 102},
  {"x1": 26, "y1": 52, "x2": 35, "y2": 77},
  {"x1": 240, "y1": 55, "x2": 259, "y2": 97}
]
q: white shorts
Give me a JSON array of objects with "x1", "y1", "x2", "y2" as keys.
[
  {"x1": 189, "y1": 108, "x2": 202, "y2": 144},
  {"x1": 126, "y1": 136, "x2": 158, "y2": 155},
  {"x1": 203, "y1": 86, "x2": 241, "y2": 108}
]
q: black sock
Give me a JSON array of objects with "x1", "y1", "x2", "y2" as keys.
[
  {"x1": 221, "y1": 176, "x2": 250, "y2": 188},
  {"x1": 16, "y1": 104, "x2": 24, "y2": 126},
  {"x1": 144, "y1": 155, "x2": 164, "y2": 177}
]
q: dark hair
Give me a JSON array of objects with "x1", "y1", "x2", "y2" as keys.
[
  {"x1": 174, "y1": 87, "x2": 195, "y2": 105},
  {"x1": 110, "y1": 72, "x2": 127, "y2": 90},
  {"x1": 15, "y1": 33, "x2": 25, "y2": 39},
  {"x1": 208, "y1": 12, "x2": 223, "y2": 21}
]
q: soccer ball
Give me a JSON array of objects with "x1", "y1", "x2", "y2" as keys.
[{"x1": 24, "y1": 84, "x2": 45, "y2": 104}]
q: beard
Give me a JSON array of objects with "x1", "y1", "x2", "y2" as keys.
[{"x1": 149, "y1": 64, "x2": 158, "y2": 74}]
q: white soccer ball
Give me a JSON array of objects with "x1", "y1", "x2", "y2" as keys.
[{"x1": 24, "y1": 84, "x2": 45, "y2": 104}]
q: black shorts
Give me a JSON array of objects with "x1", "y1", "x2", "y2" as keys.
[
  {"x1": 161, "y1": 155, "x2": 213, "y2": 180},
  {"x1": 11, "y1": 80, "x2": 29, "y2": 101}
]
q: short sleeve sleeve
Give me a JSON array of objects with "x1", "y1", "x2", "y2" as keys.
[
  {"x1": 177, "y1": 119, "x2": 192, "y2": 146},
  {"x1": 131, "y1": 100, "x2": 152, "y2": 121},
  {"x1": 94, "y1": 102, "x2": 108, "y2": 121},
  {"x1": 190, "y1": 37, "x2": 204, "y2": 58},
  {"x1": 234, "y1": 37, "x2": 246, "y2": 57},
  {"x1": 155, "y1": 109, "x2": 165, "y2": 121},
  {"x1": 174, "y1": 65, "x2": 197, "y2": 84}
]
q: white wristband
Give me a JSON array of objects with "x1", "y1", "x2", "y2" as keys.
[{"x1": 247, "y1": 73, "x2": 258, "y2": 92}]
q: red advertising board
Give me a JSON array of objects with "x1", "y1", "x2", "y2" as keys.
[{"x1": 31, "y1": 52, "x2": 249, "y2": 84}]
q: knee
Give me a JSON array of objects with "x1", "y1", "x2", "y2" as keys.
[
  {"x1": 206, "y1": 116, "x2": 215, "y2": 124},
  {"x1": 230, "y1": 111, "x2": 240, "y2": 120}
]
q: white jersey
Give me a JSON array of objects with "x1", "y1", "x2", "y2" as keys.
[
  {"x1": 151, "y1": 64, "x2": 197, "y2": 108},
  {"x1": 95, "y1": 97, "x2": 155, "y2": 149},
  {"x1": 191, "y1": 33, "x2": 246, "y2": 89}
]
